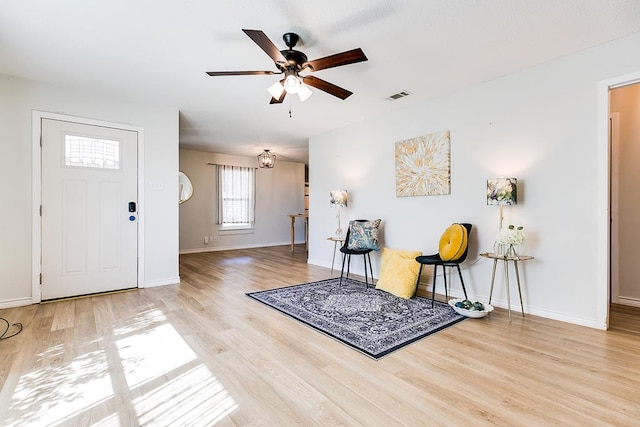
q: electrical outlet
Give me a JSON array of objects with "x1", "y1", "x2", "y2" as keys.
[
  {"x1": 204, "y1": 236, "x2": 209, "y2": 244},
  {"x1": 212, "y1": 236, "x2": 218, "y2": 243}
]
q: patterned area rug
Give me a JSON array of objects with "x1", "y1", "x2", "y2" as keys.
[{"x1": 246, "y1": 277, "x2": 465, "y2": 359}]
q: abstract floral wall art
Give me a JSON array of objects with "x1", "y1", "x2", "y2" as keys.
[{"x1": 395, "y1": 130, "x2": 451, "y2": 197}]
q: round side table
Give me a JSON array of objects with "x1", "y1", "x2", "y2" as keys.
[
  {"x1": 327, "y1": 236, "x2": 345, "y2": 276},
  {"x1": 480, "y1": 252, "x2": 534, "y2": 322}
]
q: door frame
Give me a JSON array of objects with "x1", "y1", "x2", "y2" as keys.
[
  {"x1": 597, "y1": 71, "x2": 640, "y2": 329},
  {"x1": 32, "y1": 111, "x2": 145, "y2": 303},
  {"x1": 609, "y1": 112, "x2": 620, "y2": 305}
]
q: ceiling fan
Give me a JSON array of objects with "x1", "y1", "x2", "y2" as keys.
[{"x1": 206, "y1": 29, "x2": 368, "y2": 104}]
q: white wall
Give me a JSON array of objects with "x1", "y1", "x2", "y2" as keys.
[
  {"x1": 179, "y1": 149, "x2": 305, "y2": 252},
  {"x1": 611, "y1": 83, "x2": 640, "y2": 304},
  {"x1": 0, "y1": 74, "x2": 179, "y2": 306},
  {"x1": 308, "y1": 32, "x2": 640, "y2": 329},
  {"x1": 0, "y1": 75, "x2": 32, "y2": 304}
]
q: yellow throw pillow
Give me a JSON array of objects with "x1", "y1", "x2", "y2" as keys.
[
  {"x1": 375, "y1": 247, "x2": 422, "y2": 299},
  {"x1": 439, "y1": 224, "x2": 468, "y2": 261}
]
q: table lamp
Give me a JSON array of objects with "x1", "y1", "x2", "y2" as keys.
[
  {"x1": 487, "y1": 178, "x2": 517, "y2": 230},
  {"x1": 329, "y1": 190, "x2": 348, "y2": 238}
]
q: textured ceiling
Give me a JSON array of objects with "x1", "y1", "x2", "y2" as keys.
[{"x1": 2, "y1": 0, "x2": 640, "y2": 163}]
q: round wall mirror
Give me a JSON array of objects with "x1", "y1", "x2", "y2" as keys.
[{"x1": 178, "y1": 171, "x2": 193, "y2": 204}]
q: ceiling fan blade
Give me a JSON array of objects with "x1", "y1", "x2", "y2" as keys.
[
  {"x1": 269, "y1": 91, "x2": 287, "y2": 104},
  {"x1": 242, "y1": 29, "x2": 288, "y2": 66},
  {"x1": 302, "y1": 48, "x2": 367, "y2": 72},
  {"x1": 302, "y1": 75, "x2": 353, "y2": 100},
  {"x1": 206, "y1": 70, "x2": 279, "y2": 76}
]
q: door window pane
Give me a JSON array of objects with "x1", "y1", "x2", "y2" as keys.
[{"x1": 64, "y1": 134, "x2": 120, "y2": 169}]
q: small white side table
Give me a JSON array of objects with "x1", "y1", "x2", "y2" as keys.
[
  {"x1": 327, "y1": 236, "x2": 345, "y2": 276},
  {"x1": 480, "y1": 252, "x2": 534, "y2": 322}
]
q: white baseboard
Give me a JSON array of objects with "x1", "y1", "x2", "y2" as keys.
[
  {"x1": 144, "y1": 276, "x2": 180, "y2": 288},
  {"x1": 399, "y1": 280, "x2": 602, "y2": 330},
  {"x1": 180, "y1": 241, "x2": 294, "y2": 254},
  {"x1": 0, "y1": 297, "x2": 33, "y2": 309},
  {"x1": 484, "y1": 296, "x2": 601, "y2": 329},
  {"x1": 307, "y1": 258, "x2": 330, "y2": 269},
  {"x1": 616, "y1": 296, "x2": 640, "y2": 308}
]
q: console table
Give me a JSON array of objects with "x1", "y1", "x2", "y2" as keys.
[
  {"x1": 288, "y1": 213, "x2": 308, "y2": 252},
  {"x1": 480, "y1": 252, "x2": 534, "y2": 322}
]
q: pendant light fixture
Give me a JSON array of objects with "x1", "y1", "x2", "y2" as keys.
[{"x1": 258, "y1": 149, "x2": 276, "y2": 168}]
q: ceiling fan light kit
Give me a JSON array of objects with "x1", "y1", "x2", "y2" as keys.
[
  {"x1": 284, "y1": 71, "x2": 301, "y2": 94},
  {"x1": 267, "y1": 81, "x2": 285, "y2": 99},
  {"x1": 297, "y1": 83, "x2": 312, "y2": 101},
  {"x1": 207, "y1": 29, "x2": 367, "y2": 107}
]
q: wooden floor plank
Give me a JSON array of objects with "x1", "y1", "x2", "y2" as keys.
[{"x1": 0, "y1": 245, "x2": 639, "y2": 425}]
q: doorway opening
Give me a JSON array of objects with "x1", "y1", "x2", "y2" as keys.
[{"x1": 609, "y1": 82, "x2": 640, "y2": 327}]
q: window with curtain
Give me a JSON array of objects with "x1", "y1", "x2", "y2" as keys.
[{"x1": 217, "y1": 165, "x2": 256, "y2": 229}]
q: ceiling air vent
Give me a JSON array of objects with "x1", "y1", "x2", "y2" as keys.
[{"x1": 387, "y1": 91, "x2": 411, "y2": 100}]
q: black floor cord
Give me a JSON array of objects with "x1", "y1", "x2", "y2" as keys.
[{"x1": 0, "y1": 317, "x2": 22, "y2": 340}]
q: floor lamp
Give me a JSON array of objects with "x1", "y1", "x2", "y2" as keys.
[{"x1": 330, "y1": 190, "x2": 348, "y2": 239}]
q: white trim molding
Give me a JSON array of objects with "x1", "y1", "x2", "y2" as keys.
[
  {"x1": 617, "y1": 297, "x2": 640, "y2": 308},
  {"x1": 145, "y1": 276, "x2": 180, "y2": 288},
  {"x1": 597, "y1": 70, "x2": 640, "y2": 330},
  {"x1": 0, "y1": 297, "x2": 33, "y2": 309},
  {"x1": 179, "y1": 241, "x2": 293, "y2": 254}
]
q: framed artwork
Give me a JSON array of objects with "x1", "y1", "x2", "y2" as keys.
[{"x1": 395, "y1": 130, "x2": 450, "y2": 197}]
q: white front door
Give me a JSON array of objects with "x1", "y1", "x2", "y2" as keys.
[{"x1": 41, "y1": 118, "x2": 138, "y2": 300}]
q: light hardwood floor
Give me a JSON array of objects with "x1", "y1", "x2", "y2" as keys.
[{"x1": 1, "y1": 245, "x2": 639, "y2": 426}]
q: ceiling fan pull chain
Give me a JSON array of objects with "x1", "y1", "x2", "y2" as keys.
[{"x1": 289, "y1": 97, "x2": 293, "y2": 118}]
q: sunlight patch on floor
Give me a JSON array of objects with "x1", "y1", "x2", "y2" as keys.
[
  {"x1": 221, "y1": 256, "x2": 254, "y2": 265},
  {"x1": 116, "y1": 309, "x2": 238, "y2": 424},
  {"x1": 113, "y1": 307, "x2": 167, "y2": 337},
  {"x1": 5, "y1": 347, "x2": 113, "y2": 426},
  {"x1": 4, "y1": 308, "x2": 238, "y2": 425},
  {"x1": 133, "y1": 364, "x2": 238, "y2": 426},
  {"x1": 117, "y1": 322, "x2": 197, "y2": 389},
  {"x1": 90, "y1": 412, "x2": 121, "y2": 426}
]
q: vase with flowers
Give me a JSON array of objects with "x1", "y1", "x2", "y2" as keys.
[{"x1": 494, "y1": 225, "x2": 526, "y2": 257}]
